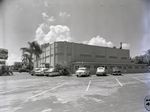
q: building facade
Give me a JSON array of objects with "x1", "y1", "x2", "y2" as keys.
[
  {"x1": 0, "y1": 48, "x2": 8, "y2": 68},
  {"x1": 34, "y1": 41, "x2": 148, "y2": 73}
]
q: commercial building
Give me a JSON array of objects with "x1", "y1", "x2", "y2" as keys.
[
  {"x1": 34, "y1": 41, "x2": 148, "y2": 73},
  {"x1": 0, "y1": 48, "x2": 8, "y2": 67}
]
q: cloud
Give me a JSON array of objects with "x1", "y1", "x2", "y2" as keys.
[
  {"x1": 42, "y1": 13, "x2": 55, "y2": 23},
  {"x1": 6, "y1": 54, "x2": 21, "y2": 65},
  {"x1": 122, "y1": 43, "x2": 130, "y2": 49},
  {"x1": 59, "y1": 12, "x2": 70, "y2": 17},
  {"x1": 44, "y1": 1, "x2": 48, "y2": 7},
  {"x1": 42, "y1": 12, "x2": 49, "y2": 18},
  {"x1": 35, "y1": 25, "x2": 72, "y2": 45},
  {"x1": 48, "y1": 16, "x2": 55, "y2": 22},
  {"x1": 83, "y1": 35, "x2": 114, "y2": 47},
  {"x1": 35, "y1": 23, "x2": 46, "y2": 45}
]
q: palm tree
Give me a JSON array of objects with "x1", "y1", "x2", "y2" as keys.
[
  {"x1": 21, "y1": 53, "x2": 33, "y2": 69},
  {"x1": 20, "y1": 41, "x2": 42, "y2": 70},
  {"x1": 22, "y1": 53, "x2": 30, "y2": 66}
]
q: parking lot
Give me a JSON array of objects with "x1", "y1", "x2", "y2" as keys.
[{"x1": 0, "y1": 72, "x2": 150, "y2": 112}]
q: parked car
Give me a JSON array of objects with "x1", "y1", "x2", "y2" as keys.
[
  {"x1": 44, "y1": 68, "x2": 60, "y2": 77},
  {"x1": 30, "y1": 68, "x2": 40, "y2": 76},
  {"x1": 148, "y1": 66, "x2": 150, "y2": 72},
  {"x1": 18, "y1": 68, "x2": 29, "y2": 73},
  {"x1": 35, "y1": 68, "x2": 49, "y2": 76},
  {"x1": 76, "y1": 67, "x2": 90, "y2": 77},
  {"x1": 96, "y1": 67, "x2": 107, "y2": 76},
  {"x1": 112, "y1": 67, "x2": 122, "y2": 75}
]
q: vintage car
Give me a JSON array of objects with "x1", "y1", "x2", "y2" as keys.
[
  {"x1": 30, "y1": 68, "x2": 40, "y2": 76},
  {"x1": 18, "y1": 68, "x2": 29, "y2": 73},
  {"x1": 44, "y1": 68, "x2": 60, "y2": 77},
  {"x1": 35, "y1": 68, "x2": 49, "y2": 76},
  {"x1": 112, "y1": 67, "x2": 122, "y2": 75},
  {"x1": 96, "y1": 67, "x2": 107, "y2": 76},
  {"x1": 76, "y1": 67, "x2": 90, "y2": 77}
]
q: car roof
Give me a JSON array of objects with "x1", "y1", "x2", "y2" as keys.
[
  {"x1": 97, "y1": 67, "x2": 105, "y2": 69},
  {"x1": 78, "y1": 67, "x2": 87, "y2": 69}
]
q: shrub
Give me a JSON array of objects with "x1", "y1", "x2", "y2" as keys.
[
  {"x1": 55, "y1": 62, "x2": 72, "y2": 76},
  {"x1": 0, "y1": 65, "x2": 13, "y2": 76}
]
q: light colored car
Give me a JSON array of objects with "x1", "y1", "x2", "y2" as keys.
[
  {"x1": 148, "y1": 66, "x2": 150, "y2": 72},
  {"x1": 112, "y1": 67, "x2": 122, "y2": 75},
  {"x1": 35, "y1": 68, "x2": 49, "y2": 76},
  {"x1": 30, "y1": 68, "x2": 40, "y2": 76},
  {"x1": 76, "y1": 67, "x2": 90, "y2": 77},
  {"x1": 96, "y1": 67, "x2": 107, "y2": 76},
  {"x1": 44, "y1": 68, "x2": 60, "y2": 77}
]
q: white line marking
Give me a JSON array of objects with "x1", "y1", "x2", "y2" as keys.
[
  {"x1": 0, "y1": 86, "x2": 32, "y2": 95},
  {"x1": 27, "y1": 83, "x2": 67, "y2": 100},
  {"x1": 86, "y1": 81, "x2": 91, "y2": 91},
  {"x1": 133, "y1": 77, "x2": 147, "y2": 83},
  {"x1": 0, "y1": 89, "x2": 20, "y2": 95},
  {"x1": 116, "y1": 79, "x2": 123, "y2": 86}
]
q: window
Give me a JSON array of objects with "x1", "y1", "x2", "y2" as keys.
[
  {"x1": 128, "y1": 66, "x2": 132, "y2": 69},
  {"x1": 135, "y1": 66, "x2": 139, "y2": 69},
  {"x1": 110, "y1": 66, "x2": 114, "y2": 69},
  {"x1": 141, "y1": 66, "x2": 145, "y2": 69},
  {"x1": 117, "y1": 66, "x2": 122, "y2": 69},
  {"x1": 80, "y1": 54, "x2": 91, "y2": 57},
  {"x1": 109, "y1": 56, "x2": 117, "y2": 59},
  {"x1": 75, "y1": 66, "x2": 79, "y2": 70},
  {"x1": 123, "y1": 66, "x2": 126, "y2": 69},
  {"x1": 95, "y1": 55, "x2": 105, "y2": 58},
  {"x1": 121, "y1": 57, "x2": 127, "y2": 59},
  {"x1": 84, "y1": 65, "x2": 90, "y2": 69},
  {"x1": 94, "y1": 65, "x2": 99, "y2": 69}
]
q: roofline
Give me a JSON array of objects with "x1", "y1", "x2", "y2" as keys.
[
  {"x1": 72, "y1": 62, "x2": 148, "y2": 65},
  {"x1": 52, "y1": 41, "x2": 130, "y2": 51}
]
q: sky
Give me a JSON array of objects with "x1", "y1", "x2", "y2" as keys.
[{"x1": 0, "y1": 0, "x2": 150, "y2": 65}]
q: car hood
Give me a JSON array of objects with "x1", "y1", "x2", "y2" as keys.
[
  {"x1": 97, "y1": 70, "x2": 105, "y2": 72},
  {"x1": 45, "y1": 70, "x2": 53, "y2": 73},
  {"x1": 35, "y1": 70, "x2": 42, "y2": 72},
  {"x1": 76, "y1": 70, "x2": 85, "y2": 73}
]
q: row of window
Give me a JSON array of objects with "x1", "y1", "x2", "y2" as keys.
[
  {"x1": 74, "y1": 65, "x2": 146, "y2": 70},
  {"x1": 80, "y1": 54, "x2": 128, "y2": 59}
]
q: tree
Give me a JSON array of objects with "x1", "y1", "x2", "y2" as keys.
[
  {"x1": 143, "y1": 49, "x2": 150, "y2": 65},
  {"x1": 20, "y1": 41, "x2": 42, "y2": 70},
  {"x1": 132, "y1": 55, "x2": 146, "y2": 64},
  {"x1": 22, "y1": 53, "x2": 31, "y2": 66},
  {"x1": 55, "y1": 61, "x2": 72, "y2": 76},
  {"x1": 0, "y1": 65, "x2": 13, "y2": 76}
]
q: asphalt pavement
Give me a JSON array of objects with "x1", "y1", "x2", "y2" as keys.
[{"x1": 0, "y1": 72, "x2": 150, "y2": 112}]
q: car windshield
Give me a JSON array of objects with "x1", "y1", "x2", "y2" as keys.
[
  {"x1": 34, "y1": 68, "x2": 40, "y2": 71},
  {"x1": 97, "y1": 67, "x2": 104, "y2": 70},
  {"x1": 38, "y1": 68, "x2": 48, "y2": 71},
  {"x1": 48, "y1": 68, "x2": 55, "y2": 72},
  {"x1": 113, "y1": 67, "x2": 120, "y2": 71},
  {"x1": 78, "y1": 67, "x2": 87, "y2": 70}
]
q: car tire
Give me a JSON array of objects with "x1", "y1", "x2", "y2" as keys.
[{"x1": 77, "y1": 75, "x2": 78, "y2": 77}]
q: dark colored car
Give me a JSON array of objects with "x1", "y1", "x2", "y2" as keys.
[
  {"x1": 18, "y1": 68, "x2": 29, "y2": 73},
  {"x1": 96, "y1": 67, "x2": 107, "y2": 76},
  {"x1": 112, "y1": 67, "x2": 122, "y2": 75},
  {"x1": 44, "y1": 68, "x2": 60, "y2": 77},
  {"x1": 35, "y1": 68, "x2": 49, "y2": 76}
]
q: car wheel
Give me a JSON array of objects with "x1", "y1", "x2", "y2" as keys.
[{"x1": 77, "y1": 75, "x2": 78, "y2": 77}]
